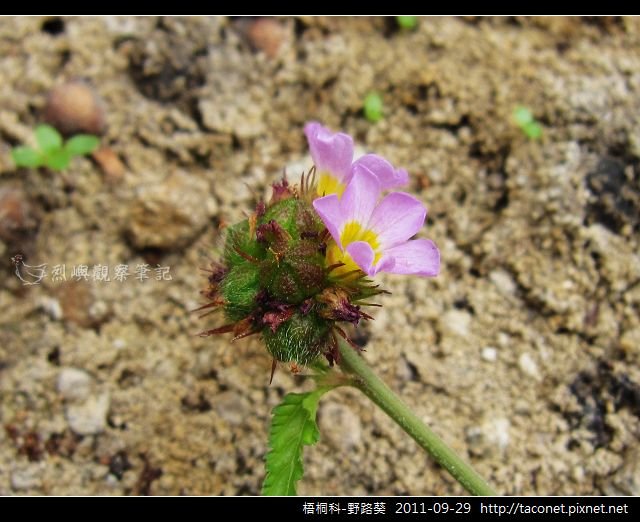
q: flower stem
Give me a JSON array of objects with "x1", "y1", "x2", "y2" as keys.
[{"x1": 337, "y1": 339, "x2": 497, "y2": 496}]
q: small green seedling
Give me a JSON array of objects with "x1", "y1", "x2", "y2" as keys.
[
  {"x1": 11, "y1": 124, "x2": 100, "y2": 171},
  {"x1": 513, "y1": 106, "x2": 542, "y2": 140},
  {"x1": 363, "y1": 92, "x2": 384, "y2": 123},
  {"x1": 396, "y1": 16, "x2": 418, "y2": 30}
]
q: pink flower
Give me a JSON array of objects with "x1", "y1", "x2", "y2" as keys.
[
  {"x1": 305, "y1": 121, "x2": 409, "y2": 197},
  {"x1": 313, "y1": 164, "x2": 440, "y2": 277}
]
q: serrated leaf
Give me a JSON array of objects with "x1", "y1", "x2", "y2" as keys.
[
  {"x1": 65, "y1": 134, "x2": 100, "y2": 156},
  {"x1": 44, "y1": 148, "x2": 72, "y2": 171},
  {"x1": 11, "y1": 146, "x2": 43, "y2": 168},
  {"x1": 262, "y1": 389, "x2": 329, "y2": 496},
  {"x1": 35, "y1": 124, "x2": 63, "y2": 154}
]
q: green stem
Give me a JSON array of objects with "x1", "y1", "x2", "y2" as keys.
[{"x1": 337, "y1": 339, "x2": 497, "y2": 496}]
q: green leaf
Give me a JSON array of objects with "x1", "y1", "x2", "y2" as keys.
[
  {"x1": 44, "y1": 148, "x2": 72, "y2": 171},
  {"x1": 522, "y1": 121, "x2": 542, "y2": 140},
  {"x1": 35, "y1": 124, "x2": 63, "y2": 154},
  {"x1": 513, "y1": 106, "x2": 534, "y2": 127},
  {"x1": 11, "y1": 146, "x2": 43, "y2": 168},
  {"x1": 65, "y1": 134, "x2": 100, "y2": 157},
  {"x1": 363, "y1": 92, "x2": 383, "y2": 123},
  {"x1": 396, "y1": 16, "x2": 418, "y2": 30},
  {"x1": 262, "y1": 389, "x2": 328, "y2": 495}
]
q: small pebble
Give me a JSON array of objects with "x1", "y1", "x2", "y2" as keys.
[
  {"x1": 11, "y1": 464, "x2": 43, "y2": 491},
  {"x1": 112, "y1": 338, "x2": 126, "y2": 350},
  {"x1": 245, "y1": 18, "x2": 287, "y2": 58},
  {"x1": 518, "y1": 353, "x2": 540, "y2": 379},
  {"x1": 442, "y1": 309, "x2": 471, "y2": 337},
  {"x1": 40, "y1": 296, "x2": 63, "y2": 321},
  {"x1": 66, "y1": 392, "x2": 110, "y2": 435},
  {"x1": 484, "y1": 417, "x2": 510, "y2": 450},
  {"x1": 57, "y1": 367, "x2": 92, "y2": 402},
  {"x1": 481, "y1": 346, "x2": 498, "y2": 362},
  {"x1": 0, "y1": 186, "x2": 35, "y2": 241},
  {"x1": 127, "y1": 171, "x2": 214, "y2": 250},
  {"x1": 92, "y1": 147, "x2": 125, "y2": 183},
  {"x1": 489, "y1": 269, "x2": 516, "y2": 295},
  {"x1": 43, "y1": 80, "x2": 106, "y2": 136}
]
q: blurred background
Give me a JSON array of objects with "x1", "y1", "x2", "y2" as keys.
[{"x1": 0, "y1": 16, "x2": 639, "y2": 495}]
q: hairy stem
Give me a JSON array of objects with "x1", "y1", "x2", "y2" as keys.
[{"x1": 337, "y1": 339, "x2": 497, "y2": 496}]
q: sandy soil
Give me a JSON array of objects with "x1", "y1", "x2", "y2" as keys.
[{"x1": 1, "y1": 16, "x2": 639, "y2": 495}]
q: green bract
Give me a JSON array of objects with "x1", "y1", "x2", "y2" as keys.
[
  {"x1": 263, "y1": 312, "x2": 331, "y2": 366},
  {"x1": 11, "y1": 124, "x2": 100, "y2": 171},
  {"x1": 199, "y1": 180, "x2": 383, "y2": 368}
]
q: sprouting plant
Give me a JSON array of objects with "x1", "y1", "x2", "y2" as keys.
[
  {"x1": 11, "y1": 124, "x2": 100, "y2": 171},
  {"x1": 199, "y1": 122, "x2": 497, "y2": 496},
  {"x1": 396, "y1": 16, "x2": 418, "y2": 30},
  {"x1": 513, "y1": 106, "x2": 542, "y2": 140},
  {"x1": 363, "y1": 92, "x2": 384, "y2": 123}
]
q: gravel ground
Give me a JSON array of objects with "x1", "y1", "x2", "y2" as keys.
[{"x1": 0, "y1": 16, "x2": 639, "y2": 495}]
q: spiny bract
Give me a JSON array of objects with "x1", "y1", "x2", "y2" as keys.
[{"x1": 198, "y1": 175, "x2": 383, "y2": 372}]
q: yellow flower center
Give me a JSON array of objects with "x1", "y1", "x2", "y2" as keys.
[
  {"x1": 326, "y1": 221, "x2": 381, "y2": 277},
  {"x1": 340, "y1": 221, "x2": 380, "y2": 252},
  {"x1": 317, "y1": 172, "x2": 346, "y2": 198}
]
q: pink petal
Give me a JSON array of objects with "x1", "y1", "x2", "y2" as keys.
[
  {"x1": 304, "y1": 121, "x2": 354, "y2": 181},
  {"x1": 377, "y1": 239, "x2": 440, "y2": 277},
  {"x1": 368, "y1": 192, "x2": 427, "y2": 248},
  {"x1": 340, "y1": 164, "x2": 381, "y2": 225},
  {"x1": 312, "y1": 195, "x2": 344, "y2": 248},
  {"x1": 346, "y1": 241, "x2": 376, "y2": 276},
  {"x1": 353, "y1": 154, "x2": 409, "y2": 190}
]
